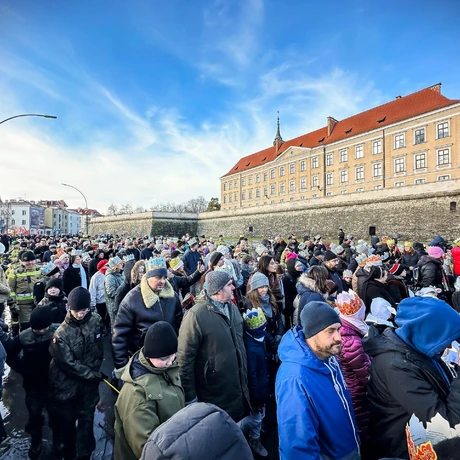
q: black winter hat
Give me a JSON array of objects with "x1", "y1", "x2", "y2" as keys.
[
  {"x1": 209, "y1": 251, "x2": 224, "y2": 267},
  {"x1": 144, "y1": 321, "x2": 178, "y2": 359},
  {"x1": 21, "y1": 250, "x2": 36, "y2": 262},
  {"x1": 313, "y1": 249, "x2": 323, "y2": 257},
  {"x1": 46, "y1": 278, "x2": 63, "y2": 293},
  {"x1": 323, "y1": 250, "x2": 338, "y2": 262},
  {"x1": 300, "y1": 301, "x2": 341, "y2": 339},
  {"x1": 68, "y1": 287, "x2": 91, "y2": 311},
  {"x1": 30, "y1": 306, "x2": 53, "y2": 330}
]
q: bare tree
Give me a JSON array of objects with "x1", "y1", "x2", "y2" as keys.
[
  {"x1": 118, "y1": 203, "x2": 133, "y2": 215},
  {"x1": 106, "y1": 203, "x2": 118, "y2": 216},
  {"x1": 134, "y1": 206, "x2": 145, "y2": 213}
]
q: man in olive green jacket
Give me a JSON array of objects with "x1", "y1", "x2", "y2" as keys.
[
  {"x1": 177, "y1": 271, "x2": 250, "y2": 421},
  {"x1": 114, "y1": 321, "x2": 185, "y2": 460}
]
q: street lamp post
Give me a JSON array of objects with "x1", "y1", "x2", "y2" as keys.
[
  {"x1": 61, "y1": 183, "x2": 89, "y2": 236},
  {"x1": 0, "y1": 113, "x2": 57, "y2": 125}
]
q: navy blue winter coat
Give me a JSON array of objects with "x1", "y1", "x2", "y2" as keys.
[
  {"x1": 182, "y1": 249, "x2": 202, "y2": 275},
  {"x1": 243, "y1": 332, "x2": 270, "y2": 408}
]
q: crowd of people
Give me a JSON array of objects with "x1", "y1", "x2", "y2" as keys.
[{"x1": 0, "y1": 230, "x2": 460, "y2": 460}]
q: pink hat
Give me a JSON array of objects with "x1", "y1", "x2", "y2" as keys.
[
  {"x1": 428, "y1": 246, "x2": 444, "y2": 259},
  {"x1": 286, "y1": 252, "x2": 298, "y2": 260}
]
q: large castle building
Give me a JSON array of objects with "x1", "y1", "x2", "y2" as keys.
[{"x1": 220, "y1": 83, "x2": 459, "y2": 210}]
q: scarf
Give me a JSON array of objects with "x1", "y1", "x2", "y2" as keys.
[
  {"x1": 259, "y1": 294, "x2": 273, "y2": 319},
  {"x1": 340, "y1": 303, "x2": 369, "y2": 335}
]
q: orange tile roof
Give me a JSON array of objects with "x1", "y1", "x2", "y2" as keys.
[{"x1": 222, "y1": 84, "x2": 459, "y2": 178}]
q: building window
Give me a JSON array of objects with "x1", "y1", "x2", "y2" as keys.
[
  {"x1": 270, "y1": 168, "x2": 275, "y2": 179},
  {"x1": 450, "y1": 201, "x2": 457, "y2": 211},
  {"x1": 395, "y1": 181, "x2": 405, "y2": 187},
  {"x1": 356, "y1": 187, "x2": 364, "y2": 192},
  {"x1": 248, "y1": 175, "x2": 253, "y2": 185},
  {"x1": 326, "y1": 152, "x2": 333, "y2": 166},
  {"x1": 394, "y1": 157, "x2": 405, "y2": 173},
  {"x1": 438, "y1": 174, "x2": 451, "y2": 181},
  {"x1": 341, "y1": 190, "x2": 348, "y2": 195},
  {"x1": 312, "y1": 175, "x2": 319, "y2": 188},
  {"x1": 223, "y1": 195, "x2": 227, "y2": 204},
  {"x1": 300, "y1": 195, "x2": 306, "y2": 200},
  {"x1": 234, "y1": 192, "x2": 237, "y2": 201},
  {"x1": 290, "y1": 163, "x2": 295, "y2": 174},
  {"x1": 311, "y1": 156, "x2": 319, "y2": 169},
  {"x1": 414, "y1": 153, "x2": 426, "y2": 170},
  {"x1": 415, "y1": 178, "x2": 426, "y2": 184},
  {"x1": 340, "y1": 170, "x2": 348, "y2": 183},
  {"x1": 300, "y1": 177, "x2": 306, "y2": 190},
  {"x1": 326, "y1": 192, "x2": 333, "y2": 196},
  {"x1": 248, "y1": 190, "x2": 253, "y2": 199},
  {"x1": 355, "y1": 144, "x2": 364, "y2": 159},
  {"x1": 223, "y1": 183, "x2": 226, "y2": 191},
  {"x1": 21, "y1": 219, "x2": 26, "y2": 225},
  {"x1": 229, "y1": 194, "x2": 232, "y2": 202},
  {"x1": 11, "y1": 219, "x2": 15, "y2": 225},
  {"x1": 356, "y1": 166, "x2": 364, "y2": 180},
  {"x1": 340, "y1": 149, "x2": 348, "y2": 162},
  {"x1": 229, "y1": 181, "x2": 232, "y2": 190},
  {"x1": 312, "y1": 194, "x2": 318, "y2": 198},
  {"x1": 373, "y1": 185, "x2": 382, "y2": 190},
  {"x1": 290, "y1": 197, "x2": 294, "y2": 201},
  {"x1": 300, "y1": 160, "x2": 306, "y2": 172},
  {"x1": 437, "y1": 121, "x2": 449, "y2": 139},
  {"x1": 289, "y1": 180, "x2": 295, "y2": 192},
  {"x1": 263, "y1": 172, "x2": 267, "y2": 182},
  {"x1": 414, "y1": 128, "x2": 425, "y2": 145},
  {"x1": 241, "y1": 191, "x2": 245, "y2": 200},
  {"x1": 256, "y1": 188, "x2": 260, "y2": 198},
  {"x1": 394, "y1": 133, "x2": 405, "y2": 149},
  {"x1": 270, "y1": 184, "x2": 275, "y2": 195},
  {"x1": 22, "y1": 210, "x2": 26, "y2": 215},
  {"x1": 279, "y1": 182, "x2": 285, "y2": 193},
  {"x1": 373, "y1": 163, "x2": 382, "y2": 177},
  {"x1": 373, "y1": 139, "x2": 382, "y2": 155},
  {"x1": 280, "y1": 198, "x2": 284, "y2": 203},
  {"x1": 255, "y1": 174, "x2": 260, "y2": 183},
  {"x1": 437, "y1": 148, "x2": 450, "y2": 166},
  {"x1": 326, "y1": 173, "x2": 333, "y2": 186},
  {"x1": 279, "y1": 166, "x2": 285, "y2": 177},
  {"x1": 241, "y1": 177, "x2": 245, "y2": 186}
]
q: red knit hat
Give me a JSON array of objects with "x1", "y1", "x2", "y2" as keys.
[{"x1": 97, "y1": 259, "x2": 108, "y2": 271}]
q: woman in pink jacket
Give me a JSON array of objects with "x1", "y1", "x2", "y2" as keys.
[{"x1": 335, "y1": 290, "x2": 371, "y2": 446}]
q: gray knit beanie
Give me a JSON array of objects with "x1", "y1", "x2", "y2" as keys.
[
  {"x1": 206, "y1": 271, "x2": 231, "y2": 295},
  {"x1": 249, "y1": 272, "x2": 269, "y2": 291},
  {"x1": 300, "y1": 301, "x2": 341, "y2": 339}
]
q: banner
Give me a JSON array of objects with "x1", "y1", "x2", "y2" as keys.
[{"x1": 30, "y1": 207, "x2": 45, "y2": 229}]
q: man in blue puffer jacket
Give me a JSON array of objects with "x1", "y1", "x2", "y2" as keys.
[{"x1": 276, "y1": 301, "x2": 361, "y2": 460}]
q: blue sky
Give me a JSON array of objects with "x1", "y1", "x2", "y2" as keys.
[{"x1": 1, "y1": 0, "x2": 459, "y2": 213}]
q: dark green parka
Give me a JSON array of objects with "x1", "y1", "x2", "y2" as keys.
[
  {"x1": 49, "y1": 310, "x2": 104, "y2": 400},
  {"x1": 114, "y1": 349, "x2": 185, "y2": 460},
  {"x1": 177, "y1": 292, "x2": 250, "y2": 421}
]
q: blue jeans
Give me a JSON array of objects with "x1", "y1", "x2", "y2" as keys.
[{"x1": 238, "y1": 407, "x2": 265, "y2": 439}]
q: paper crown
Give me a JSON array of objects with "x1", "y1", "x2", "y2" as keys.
[
  {"x1": 71, "y1": 249, "x2": 82, "y2": 256},
  {"x1": 336, "y1": 290, "x2": 364, "y2": 316},
  {"x1": 41, "y1": 262, "x2": 57, "y2": 276},
  {"x1": 243, "y1": 308, "x2": 267, "y2": 330},
  {"x1": 188, "y1": 238, "x2": 197, "y2": 246},
  {"x1": 356, "y1": 254, "x2": 367, "y2": 266},
  {"x1": 145, "y1": 257, "x2": 167, "y2": 272},
  {"x1": 365, "y1": 254, "x2": 382, "y2": 266},
  {"x1": 107, "y1": 256, "x2": 122, "y2": 268},
  {"x1": 123, "y1": 254, "x2": 135, "y2": 262},
  {"x1": 169, "y1": 257, "x2": 184, "y2": 271}
]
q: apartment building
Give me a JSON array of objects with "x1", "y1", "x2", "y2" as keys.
[{"x1": 220, "y1": 83, "x2": 459, "y2": 210}]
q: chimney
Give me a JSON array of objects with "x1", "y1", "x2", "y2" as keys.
[
  {"x1": 429, "y1": 83, "x2": 442, "y2": 94},
  {"x1": 327, "y1": 116, "x2": 338, "y2": 136}
]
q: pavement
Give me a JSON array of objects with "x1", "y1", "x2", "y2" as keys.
[{"x1": 0, "y1": 334, "x2": 280, "y2": 460}]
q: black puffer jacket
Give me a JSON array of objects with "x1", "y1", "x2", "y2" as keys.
[
  {"x1": 140, "y1": 403, "x2": 252, "y2": 460},
  {"x1": 417, "y1": 256, "x2": 444, "y2": 288},
  {"x1": 363, "y1": 327, "x2": 460, "y2": 459},
  {"x1": 113, "y1": 260, "x2": 136, "y2": 313},
  {"x1": 168, "y1": 270, "x2": 202, "y2": 298},
  {"x1": 112, "y1": 277, "x2": 183, "y2": 369},
  {"x1": 38, "y1": 293, "x2": 68, "y2": 324},
  {"x1": 362, "y1": 279, "x2": 396, "y2": 313},
  {"x1": 88, "y1": 250, "x2": 106, "y2": 279}
]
